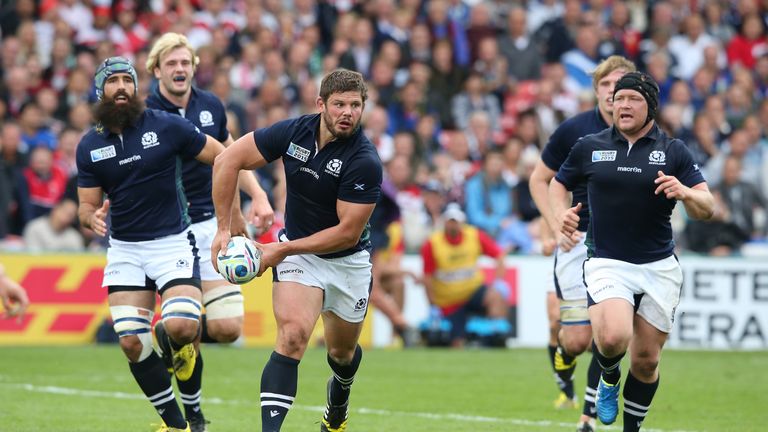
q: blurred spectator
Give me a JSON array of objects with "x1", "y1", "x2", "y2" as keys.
[
  {"x1": 669, "y1": 13, "x2": 722, "y2": 80},
  {"x1": 404, "y1": 22, "x2": 432, "y2": 64},
  {"x1": 0, "y1": 122, "x2": 28, "y2": 168},
  {"x1": 465, "y1": 1, "x2": 498, "y2": 65},
  {"x1": 364, "y1": 105, "x2": 395, "y2": 163},
  {"x1": 388, "y1": 80, "x2": 428, "y2": 134},
  {"x1": 22, "y1": 198, "x2": 83, "y2": 252},
  {"x1": 18, "y1": 102, "x2": 57, "y2": 151},
  {"x1": 228, "y1": 41, "x2": 264, "y2": 101},
  {"x1": 499, "y1": 7, "x2": 542, "y2": 82},
  {"x1": 472, "y1": 36, "x2": 508, "y2": 102},
  {"x1": 703, "y1": 0, "x2": 735, "y2": 45},
  {"x1": 425, "y1": 0, "x2": 470, "y2": 67},
  {"x1": 451, "y1": 72, "x2": 501, "y2": 131},
  {"x1": 687, "y1": 155, "x2": 767, "y2": 255},
  {"x1": 22, "y1": 146, "x2": 68, "y2": 219},
  {"x1": 704, "y1": 128, "x2": 760, "y2": 188},
  {"x1": 726, "y1": 13, "x2": 767, "y2": 70},
  {"x1": 2, "y1": 66, "x2": 31, "y2": 119},
  {"x1": 427, "y1": 39, "x2": 467, "y2": 129},
  {"x1": 420, "y1": 203, "x2": 508, "y2": 347},
  {"x1": 561, "y1": 21, "x2": 602, "y2": 92},
  {"x1": 54, "y1": 127, "x2": 80, "y2": 177},
  {"x1": 535, "y1": 0, "x2": 582, "y2": 63},
  {"x1": 339, "y1": 16, "x2": 376, "y2": 79}
]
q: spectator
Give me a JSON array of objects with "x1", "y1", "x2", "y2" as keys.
[
  {"x1": 499, "y1": 7, "x2": 542, "y2": 82},
  {"x1": 726, "y1": 12, "x2": 767, "y2": 70},
  {"x1": 388, "y1": 80, "x2": 428, "y2": 134},
  {"x1": 22, "y1": 198, "x2": 83, "y2": 252},
  {"x1": 451, "y1": 72, "x2": 501, "y2": 131},
  {"x1": 339, "y1": 16, "x2": 376, "y2": 79},
  {"x1": 420, "y1": 203, "x2": 509, "y2": 347},
  {"x1": 669, "y1": 13, "x2": 722, "y2": 80},
  {"x1": 18, "y1": 102, "x2": 57, "y2": 151},
  {"x1": 427, "y1": 39, "x2": 467, "y2": 129},
  {"x1": 22, "y1": 146, "x2": 68, "y2": 219}
]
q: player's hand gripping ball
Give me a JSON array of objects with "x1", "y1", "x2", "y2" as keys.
[{"x1": 216, "y1": 236, "x2": 261, "y2": 284}]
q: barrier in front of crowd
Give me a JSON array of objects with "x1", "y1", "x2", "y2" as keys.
[{"x1": 1, "y1": 254, "x2": 765, "y2": 350}]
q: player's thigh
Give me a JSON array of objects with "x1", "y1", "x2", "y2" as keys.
[
  {"x1": 191, "y1": 218, "x2": 222, "y2": 282},
  {"x1": 588, "y1": 298, "x2": 634, "y2": 350},
  {"x1": 273, "y1": 280, "x2": 324, "y2": 335},
  {"x1": 322, "y1": 310, "x2": 365, "y2": 358},
  {"x1": 108, "y1": 289, "x2": 156, "y2": 310}
]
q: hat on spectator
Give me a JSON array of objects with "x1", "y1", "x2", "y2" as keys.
[
  {"x1": 94, "y1": 56, "x2": 138, "y2": 100},
  {"x1": 613, "y1": 71, "x2": 660, "y2": 126},
  {"x1": 421, "y1": 179, "x2": 444, "y2": 194},
  {"x1": 442, "y1": 203, "x2": 466, "y2": 223}
]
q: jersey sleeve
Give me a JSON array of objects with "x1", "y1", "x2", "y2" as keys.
[
  {"x1": 541, "y1": 120, "x2": 573, "y2": 171},
  {"x1": 554, "y1": 138, "x2": 586, "y2": 190},
  {"x1": 253, "y1": 119, "x2": 295, "y2": 162},
  {"x1": 478, "y1": 229, "x2": 503, "y2": 258},
  {"x1": 168, "y1": 115, "x2": 207, "y2": 158},
  {"x1": 672, "y1": 139, "x2": 706, "y2": 187},
  {"x1": 75, "y1": 136, "x2": 100, "y2": 188},
  {"x1": 338, "y1": 151, "x2": 382, "y2": 204},
  {"x1": 421, "y1": 239, "x2": 436, "y2": 276}
]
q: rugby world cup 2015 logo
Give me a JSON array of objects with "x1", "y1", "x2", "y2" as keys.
[
  {"x1": 649, "y1": 150, "x2": 666, "y2": 165},
  {"x1": 142, "y1": 131, "x2": 160, "y2": 149},
  {"x1": 325, "y1": 159, "x2": 343, "y2": 177}
]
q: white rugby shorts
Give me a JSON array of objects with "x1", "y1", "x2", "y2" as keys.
[
  {"x1": 584, "y1": 255, "x2": 683, "y2": 333},
  {"x1": 554, "y1": 234, "x2": 588, "y2": 301},
  {"x1": 189, "y1": 217, "x2": 224, "y2": 281},
  {"x1": 103, "y1": 230, "x2": 200, "y2": 291},
  {"x1": 274, "y1": 234, "x2": 372, "y2": 323}
]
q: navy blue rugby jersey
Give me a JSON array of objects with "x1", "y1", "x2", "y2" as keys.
[
  {"x1": 541, "y1": 107, "x2": 609, "y2": 232},
  {"x1": 555, "y1": 125, "x2": 705, "y2": 264},
  {"x1": 254, "y1": 114, "x2": 383, "y2": 258},
  {"x1": 76, "y1": 109, "x2": 207, "y2": 241},
  {"x1": 146, "y1": 86, "x2": 229, "y2": 223}
]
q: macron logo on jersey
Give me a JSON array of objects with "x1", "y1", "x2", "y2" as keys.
[
  {"x1": 142, "y1": 131, "x2": 160, "y2": 149},
  {"x1": 287, "y1": 142, "x2": 310, "y2": 162},
  {"x1": 325, "y1": 159, "x2": 343, "y2": 177},
  {"x1": 199, "y1": 110, "x2": 214, "y2": 127},
  {"x1": 592, "y1": 150, "x2": 617, "y2": 162},
  {"x1": 90, "y1": 145, "x2": 116, "y2": 162}
]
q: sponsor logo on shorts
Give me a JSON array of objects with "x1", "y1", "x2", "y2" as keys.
[
  {"x1": 105, "y1": 269, "x2": 120, "y2": 277},
  {"x1": 176, "y1": 259, "x2": 189, "y2": 268},
  {"x1": 287, "y1": 142, "x2": 310, "y2": 162},
  {"x1": 279, "y1": 268, "x2": 304, "y2": 275},
  {"x1": 199, "y1": 110, "x2": 214, "y2": 127},
  {"x1": 591, "y1": 150, "x2": 617, "y2": 162},
  {"x1": 354, "y1": 297, "x2": 368, "y2": 311},
  {"x1": 90, "y1": 145, "x2": 116, "y2": 162}
]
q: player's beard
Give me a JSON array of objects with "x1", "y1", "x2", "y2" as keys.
[
  {"x1": 93, "y1": 92, "x2": 145, "y2": 132},
  {"x1": 323, "y1": 110, "x2": 360, "y2": 140}
]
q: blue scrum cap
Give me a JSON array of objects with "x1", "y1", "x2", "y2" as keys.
[{"x1": 94, "y1": 56, "x2": 138, "y2": 100}]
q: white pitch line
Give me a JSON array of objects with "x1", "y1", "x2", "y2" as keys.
[{"x1": 2, "y1": 382, "x2": 699, "y2": 432}]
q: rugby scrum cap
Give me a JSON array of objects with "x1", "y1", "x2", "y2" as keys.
[
  {"x1": 613, "y1": 71, "x2": 660, "y2": 126},
  {"x1": 94, "y1": 56, "x2": 138, "y2": 100},
  {"x1": 442, "y1": 202, "x2": 466, "y2": 223}
]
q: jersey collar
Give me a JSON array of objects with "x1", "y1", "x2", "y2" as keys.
[
  {"x1": 150, "y1": 84, "x2": 198, "y2": 111},
  {"x1": 610, "y1": 123, "x2": 660, "y2": 146}
]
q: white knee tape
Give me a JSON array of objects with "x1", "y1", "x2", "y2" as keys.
[
  {"x1": 203, "y1": 285, "x2": 244, "y2": 320},
  {"x1": 161, "y1": 296, "x2": 202, "y2": 323},
  {"x1": 110, "y1": 305, "x2": 154, "y2": 361}
]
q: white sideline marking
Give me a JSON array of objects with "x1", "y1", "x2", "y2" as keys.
[{"x1": 2, "y1": 382, "x2": 699, "y2": 432}]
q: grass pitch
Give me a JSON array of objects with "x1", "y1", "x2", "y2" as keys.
[{"x1": 0, "y1": 346, "x2": 765, "y2": 431}]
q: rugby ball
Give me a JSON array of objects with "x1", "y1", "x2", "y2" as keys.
[{"x1": 216, "y1": 236, "x2": 261, "y2": 284}]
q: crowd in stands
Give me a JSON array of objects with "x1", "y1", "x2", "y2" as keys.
[{"x1": 1, "y1": 0, "x2": 767, "y2": 257}]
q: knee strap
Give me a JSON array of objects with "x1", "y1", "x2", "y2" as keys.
[
  {"x1": 161, "y1": 296, "x2": 202, "y2": 322},
  {"x1": 111, "y1": 305, "x2": 154, "y2": 361},
  {"x1": 203, "y1": 285, "x2": 244, "y2": 320}
]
